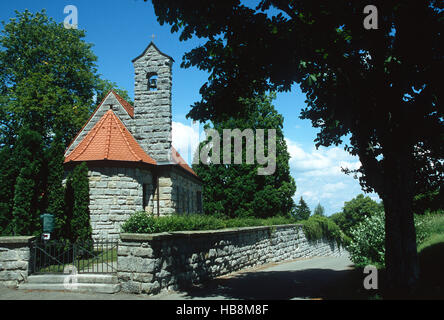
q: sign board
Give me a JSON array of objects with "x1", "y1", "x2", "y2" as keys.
[
  {"x1": 42, "y1": 233, "x2": 50, "y2": 240},
  {"x1": 40, "y1": 213, "x2": 54, "y2": 233}
]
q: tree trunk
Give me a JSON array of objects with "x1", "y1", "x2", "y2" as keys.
[{"x1": 382, "y1": 150, "x2": 419, "y2": 299}]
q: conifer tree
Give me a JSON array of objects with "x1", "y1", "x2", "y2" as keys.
[
  {"x1": 11, "y1": 128, "x2": 43, "y2": 236},
  {"x1": 313, "y1": 203, "x2": 325, "y2": 217},
  {"x1": 293, "y1": 197, "x2": 311, "y2": 221},
  {"x1": 0, "y1": 146, "x2": 17, "y2": 235},
  {"x1": 46, "y1": 136, "x2": 67, "y2": 240},
  {"x1": 69, "y1": 162, "x2": 93, "y2": 243},
  {"x1": 193, "y1": 94, "x2": 296, "y2": 218}
]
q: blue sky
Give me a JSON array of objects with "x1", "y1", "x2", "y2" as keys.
[{"x1": 0, "y1": 0, "x2": 380, "y2": 215}]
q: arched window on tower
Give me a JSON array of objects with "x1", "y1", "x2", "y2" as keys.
[{"x1": 147, "y1": 72, "x2": 158, "y2": 91}]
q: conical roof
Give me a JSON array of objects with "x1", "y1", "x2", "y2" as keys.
[{"x1": 64, "y1": 109, "x2": 156, "y2": 165}]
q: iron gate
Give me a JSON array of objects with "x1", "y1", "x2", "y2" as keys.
[{"x1": 30, "y1": 240, "x2": 118, "y2": 274}]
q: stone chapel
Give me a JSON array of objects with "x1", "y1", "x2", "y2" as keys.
[{"x1": 63, "y1": 42, "x2": 203, "y2": 241}]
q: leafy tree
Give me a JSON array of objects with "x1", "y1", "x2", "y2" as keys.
[
  {"x1": 0, "y1": 10, "x2": 99, "y2": 145},
  {"x1": 149, "y1": 0, "x2": 442, "y2": 296},
  {"x1": 0, "y1": 10, "x2": 130, "y2": 237},
  {"x1": 293, "y1": 197, "x2": 311, "y2": 221},
  {"x1": 413, "y1": 187, "x2": 443, "y2": 215},
  {"x1": 348, "y1": 210, "x2": 386, "y2": 268},
  {"x1": 313, "y1": 203, "x2": 325, "y2": 217},
  {"x1": 192, "y1": 94, "x2": 296, "y2": 218},
  {"x1": 95, "y1": 79, "x2": 134, "y2": 106},
  {"x1": 331, "y1": 194, "x2": 384, "y2": 238}
]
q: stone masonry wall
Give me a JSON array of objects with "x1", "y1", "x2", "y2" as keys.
[
  {"x1": 88, "y1": 166, "x2": 153, "y2": 241},
  {"x1": 146, "y1": 167, "x2": 202, "y2": 216},
  {"x1": 133, "y1": 44, "x2": 173, "y2": 163},
  {"x1": 170, "y1": 168, "x2": 203, "y2": 215},
  {"x1": 117, "y1": 225, "x2": 348, "y2": 295},
  {"x1": 65, "y1": 164, "x2": 202, "y2": 241},
  {"x1": 0, "y1": 236, "x2": 34, "y2": 288}
]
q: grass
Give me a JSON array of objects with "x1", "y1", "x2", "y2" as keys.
[
  {"x1": 417, "y1": 233, "x2": 444, "y2": 252},
  {"x1": 37, "y1": 248, "x2": 117, "y2": 273},
  {"x1": 415, "y1": 212, "x2": 444, "y2": 245},
  {"x1": 415, "y1": 213, "x2": 444, "y2": 298},
  {"x1": 337, "y1": 211, "x2": 444, "y2": 299}
]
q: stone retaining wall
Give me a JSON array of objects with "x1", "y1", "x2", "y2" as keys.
[
  {"x1": 0, "y1": 236, "x2": 35, "y2": 288},
  {"x1": 117, "y1": 224, "x2": 348, "y2": 295}
]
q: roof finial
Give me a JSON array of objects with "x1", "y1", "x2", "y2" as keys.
[{"x1": 151, "y1": 34, "x2": 156, "y2": 42}]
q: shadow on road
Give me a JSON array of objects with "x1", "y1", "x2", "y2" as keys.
[{"x1": 173, "y1": 266, "x2": 371, "y2": 300}]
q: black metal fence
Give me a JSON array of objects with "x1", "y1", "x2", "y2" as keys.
[{"x1": 30, "y1": 240, "x2": 118, "y2": 274}]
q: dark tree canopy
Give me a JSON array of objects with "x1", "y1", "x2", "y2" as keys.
[
  {"x1": 193, "y1": 94, "x2": 296, "y2": 218},
  {"x1": 331, "y1": 193, "x2": 384, "y2": 238},
  {"x1": 149, "y1": 0, "x2": 442, "y2": 296}
]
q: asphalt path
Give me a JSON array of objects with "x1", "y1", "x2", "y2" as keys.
[{"x1": 0, "y1": 255, "x2": 359, "y2": 300}]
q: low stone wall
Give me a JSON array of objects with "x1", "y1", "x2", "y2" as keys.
[
  {"x1": 117, "y1": 224, "x2": 347, "y2": 295},
  {"x1": 0, "y1": 236, "x2": 35, "y2": 288}
]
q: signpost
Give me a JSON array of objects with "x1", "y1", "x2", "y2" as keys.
[{"x1": 40, "y1": 213, "x2": 54, "y2": 241}]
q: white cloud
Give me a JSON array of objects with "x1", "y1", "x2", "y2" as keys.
[
  {"x1": 172, "y1": 121, "x2": 201, "y2": 164},
  {"x1": 285, "y1": 138, "x2": 362, "y2": 178},
  {"x1": 286, "y1": 137, "x2": 379, "y2": 215}
]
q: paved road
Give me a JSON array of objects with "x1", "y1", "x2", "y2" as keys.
[{"x1": 0, "y1": 256, "x2": 359, "y2": 300}]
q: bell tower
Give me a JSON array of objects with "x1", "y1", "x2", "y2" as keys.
[{"x1": 132, "y1": 42, "x2": 173, "y2": 163}]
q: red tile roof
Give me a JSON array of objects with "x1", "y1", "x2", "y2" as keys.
[
  {"x1": 171, "y1": 146, "x2": 198, "y2": 177},
  {"x1": 64, "y1": 92, "x2": 199, "y2": 179},
  {"x1": 65, "y1": 91, "x2": 134, "y2": 155},
  {"x1": 64, "y1": 110, "x2": 156, "y2": 165}
]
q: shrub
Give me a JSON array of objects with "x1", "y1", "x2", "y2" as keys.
[
  {"x1": 300, "y1": 215, "x2": 348, "y2": 246},
  {"x1": 121, "y1": 212, "x2": 300, "y2": 234},
  {"x1": 414, "y1": 211, "x2": 444, "y2": 247},
  {"x1": 121, "y1": 212, "x2": 348, "y2": 248},
  {"x1": 348, "y1": 210, "x2": 386, "y2": 268}
]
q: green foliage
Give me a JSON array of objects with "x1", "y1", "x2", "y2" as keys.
[
  {"x1": 331, "y1": 194, "x2": 383, "y2": 238},
  {"x1": 414, "y1": 211, "x2": 444, "y2": 249},
  {"x1": 292, "y1": 197, "x2": 311, "y2": 221},
  {"x1": 192, "y1": 93, "x2": 296, "y2": 218},
  {"x1": 11, "y1": 128, "x2": 44, "y2": 236},
  {"x1": 313, "y1": 203, "x2": 325, "y2": 216},
  {"x1": 347, "y1": 210, "x2": 444, "y2": 269},
  {"x1": 0, "y1": 146, "x2": 17, "y2": 235},
  {"x1": 300, "y1": 215, "x2": 349, "y2": 247},
  {"x1": 0, "y1": 10, "x2": 131, "y2": 236},
  {"x1": 122, "y1": 212, "x2": 347, "y2": 249},
  {"x1": 150, "y1": 0, "x2": 442, "y2": 290},
  {"x1": 66, "y1": 162, "x2": 92, "y2": 243},
  {"x1": 121, "y1": 212, "x2": 300, "y2": 234},
  {"x1": 95, "y1": 78, "x2": 134, "y2": 106},
  {"x1": 0, "y1": 9, "x2": 98, "y2": 144},
  {"x1": 45, "y1": 136, "x2": 67, "y2": 240},
  {"x1": 415, "y1": 211, "x2": 444, "y2": 296},
  {"x1": 413, "y1": 188, "x2": 443, "y2": 215},
  {"x1": 348, "y1": 210, "x2": 386, "y2": 268}
]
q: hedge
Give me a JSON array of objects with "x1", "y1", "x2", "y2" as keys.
[{"x1": 121, "y1": 212, "x2": 348, "y2": 245}]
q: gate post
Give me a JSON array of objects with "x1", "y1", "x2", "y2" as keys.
[{"x1": 0, "y1": 236, "x2": 35, "y2": 288}]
